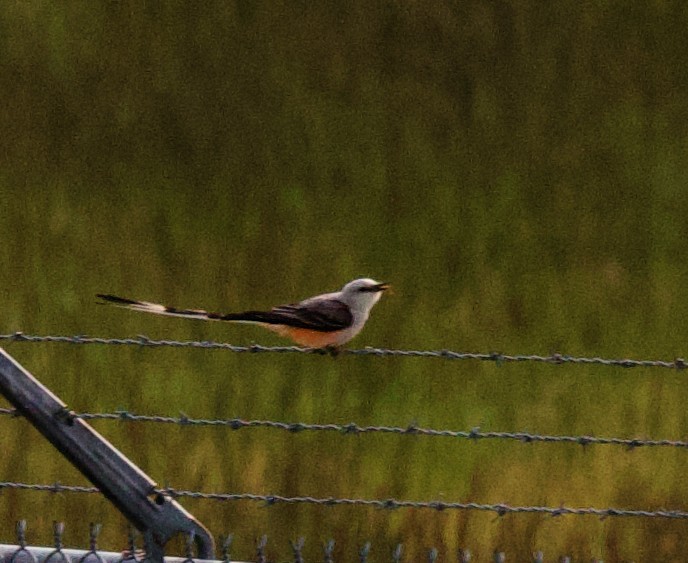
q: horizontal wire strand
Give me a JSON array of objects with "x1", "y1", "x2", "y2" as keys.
[
  {"x1": 1, "y1": 332, "x2": 686, "y2": 369},
  {"x1": 0, "y1": 481, "x2": 685, "y2": 520},
  {"x1": 1, "y1": 408, "x2": 685, "y2": 450}
]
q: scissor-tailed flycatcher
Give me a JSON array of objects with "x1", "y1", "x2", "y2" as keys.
[{"x1": 97, "y1": 278, "x2": 389, "y2": 347}]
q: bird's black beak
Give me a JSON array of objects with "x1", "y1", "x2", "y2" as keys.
[{"x1": 375, "y1": 282, "x2": 390, "y2": 292}]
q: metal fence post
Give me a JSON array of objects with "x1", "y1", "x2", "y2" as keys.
[{"x1": 0, "y1": 348, "x2": 215, "y2": 562}]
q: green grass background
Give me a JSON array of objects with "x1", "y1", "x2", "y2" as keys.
[{"x1": 2, "y1": 2, "x2": 688, "y2": 560}]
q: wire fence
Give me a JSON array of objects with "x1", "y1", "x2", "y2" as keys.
[
  {"x1": 2, "y1": 480, "x2": 687, "y2": 521},
  {"x1": 3, "y1": 403, "x2": 687, "y2": 521},
  {"x1": 1, "y1": 407, "x2": 687, "y2": 450},
  {"x1": 2, "y1": 332, "x2": 687, "y2": 560},
  {"x1": 0, "y1": 520, "x2": 594, "y2": 563},
  {"x1": 1, "y1": 332, "x2": 687, "y2": 369}
]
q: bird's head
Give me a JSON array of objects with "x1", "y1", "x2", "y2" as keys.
[{"x1": 339, "y1": 278, "x2": 390, "y2": 313}]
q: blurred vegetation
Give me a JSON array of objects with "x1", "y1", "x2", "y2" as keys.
[{"x1": 2, "y1": 1, "x2": 688, "y2": 560}]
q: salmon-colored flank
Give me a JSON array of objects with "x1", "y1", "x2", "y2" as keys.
[{"x1": 266, "y1": 324, "x2": 345, "y2": 347}]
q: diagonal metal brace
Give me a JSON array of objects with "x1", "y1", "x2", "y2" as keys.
[{"x1": 0, "y1": 348, "x2": 215, "y2": 562}]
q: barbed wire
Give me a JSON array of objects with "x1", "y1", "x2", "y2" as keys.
[
  {"x1": 1, "y1": 407, "x2": 685, "y2": 451},
  {"x1": 1, "y1": 480, "x2": 686, "y2": 521},
  {"x1": 1, "y1": 332, "x2": 687, "y2": 369}
]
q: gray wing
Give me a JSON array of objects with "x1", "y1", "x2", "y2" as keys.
[{"x1": 229, "y1": 299, "x2": 353, "y2": 332}]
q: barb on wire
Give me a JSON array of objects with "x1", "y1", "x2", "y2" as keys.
[
  {"x1": 0, "y1": 481, "x2": 686, "y2": 521},
  {"x1": 1, "y1": 407, "x2": 685, "y2": 451},
  {"x1": 1, "y1": 332, "x2": 686, "y2": 369}
]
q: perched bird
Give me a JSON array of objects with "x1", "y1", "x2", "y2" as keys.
[{"x1": 97, "y1": 278, "x2": 389, "y2": 348}]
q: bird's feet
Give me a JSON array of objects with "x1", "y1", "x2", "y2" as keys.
[{"x1": 313, "y1": 344, "x2": 342, "y2": 357}]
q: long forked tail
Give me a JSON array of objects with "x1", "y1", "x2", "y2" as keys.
[
  {"x1": 97, "y1": 293, "x2": 351, "y2": 333},
  {"x1": 96, "y1": 293, "x2": 327, "y2": 330},
  {"x1": 96, "y1": 293, "x2": 242, "y2": 322}
]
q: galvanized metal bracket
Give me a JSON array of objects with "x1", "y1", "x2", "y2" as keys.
[{"x1": 0, "y1": 348, "x2": 216, "y2": 562}]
